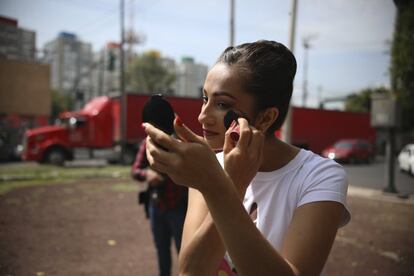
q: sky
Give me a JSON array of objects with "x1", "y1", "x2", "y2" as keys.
[{"x1": 1, "y1": 0, "x2": 396, "y2": 108}]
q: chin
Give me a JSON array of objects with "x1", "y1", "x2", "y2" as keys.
[{"x1": 204, "y1": 137, "x2": 224, "y2": 151}]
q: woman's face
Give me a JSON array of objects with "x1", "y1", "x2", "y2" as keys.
[{"x1": 198, "y1": 63, "x2": 257, "y2": 150}]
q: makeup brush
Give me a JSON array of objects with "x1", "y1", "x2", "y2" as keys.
[{"x1": 224, "y1": 110, "x2": 241, "y2": 141}]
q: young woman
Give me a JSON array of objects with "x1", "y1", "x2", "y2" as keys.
[{"x1": 142, "y1": 40, "x2": 350, "y2": 276}]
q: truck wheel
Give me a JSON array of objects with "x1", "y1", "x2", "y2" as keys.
[
  {"x1": 46, "y1": 148, "x2": 66, "y2": 166},
  {"x1": 349, "y1": 157, "x2": 357, "y2": 165},
  {"x1": 121, "y1": 148, "x2": 136, "y2": 165}
]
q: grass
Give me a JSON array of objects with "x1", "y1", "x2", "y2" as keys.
[{"x1": 0, "y1": 162, "x2": 132, "y2": 195}]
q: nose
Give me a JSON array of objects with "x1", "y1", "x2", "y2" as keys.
[{"x1": 198, "y1": 103, "x2": 215, "y2": 126}]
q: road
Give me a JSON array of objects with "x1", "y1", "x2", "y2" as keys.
[{"x1": 343, "y1": 158, "x2": 414, "y2": 196}]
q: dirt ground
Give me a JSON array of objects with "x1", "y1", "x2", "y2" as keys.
[{"x1": 0, "y1": 178, "x2": 413, "y2": 276}]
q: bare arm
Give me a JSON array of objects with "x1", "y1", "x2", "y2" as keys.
[
  {"x1": 202, "y1": 175, "x2": 343, "y2": 276},
  {"x1": 179, "y1": 188, "x2": 226, "y2": 275}
]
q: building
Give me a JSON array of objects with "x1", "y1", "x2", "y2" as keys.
[
  {"x1": 0, "y1": 16, "x2": 50, "y2": 160},
  {"x1": 89, "y1": 48, "x2": 207, "y2": 99},
  {"x1": 0, "y1": 16, "x2": 36, "y2": 61},
  {"x1": 175, "y1": 57, "x2": 208, "y2": 98},
  {"x1": 0, "y1": 59, "x2": 50, "y2": 161},
  {"x1": 43, "y1": 32, "x2": 93, "y2": 106}
]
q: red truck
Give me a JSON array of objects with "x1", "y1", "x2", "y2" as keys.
[
  {"x1": 21, "y1": 94, "x2": 202, "y2": 165},
  {"x1": 21, "y1": 94, "x2": 376, "y2": 166}
]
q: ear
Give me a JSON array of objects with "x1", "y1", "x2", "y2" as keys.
[{"x1": 254, "y1": 107, "x2": 279, "y2": 133}]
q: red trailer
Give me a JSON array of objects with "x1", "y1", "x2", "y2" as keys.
[
  {"x1": 21, "y1": 94, "x2": 375, "y2": 165},
  {"x1": 290, "y1": 107, "x2": 376, "y2": 154}
]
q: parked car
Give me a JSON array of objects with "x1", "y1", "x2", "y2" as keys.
[
  {"x1": 321, "y1": 139, "x2": 375, "y2": 164},
  {"x1": 398, "y1": 144, "x2": 414, "y2": 176}
]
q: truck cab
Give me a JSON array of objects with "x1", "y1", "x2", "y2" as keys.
[{"x1": 22, "y1": 97, "x2": 114, "y2": 166}]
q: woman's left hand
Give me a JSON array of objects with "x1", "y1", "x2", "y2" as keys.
[{"x1": 143, "y1": 119, "x2": 226, "y2": 192}]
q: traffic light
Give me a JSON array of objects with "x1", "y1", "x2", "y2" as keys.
[{"x1": 107, "y1": 50, "x2": 116, "y2": 71}]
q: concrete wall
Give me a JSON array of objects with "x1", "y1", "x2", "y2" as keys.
[{"x1": 0, "y1": 59, "x2": 51, "y2": 116}]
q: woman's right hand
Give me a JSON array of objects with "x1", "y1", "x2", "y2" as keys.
[
  {"x1": 146, "y1": 169, "x2": 164, "y2": 187},
  {"x1": 223, "y1": 118, "x2": 265, "y2": 196}
]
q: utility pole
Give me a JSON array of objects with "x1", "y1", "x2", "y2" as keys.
[
  {"x1": 281, "y1": 0, "x2": 298, "y2": 143},
  {"x1": 98, "y1": 50, "x2": 104, "y2": 96},
  {"x1": 127, "y1": 0, "x2": 134, "y2": 63},
  {"x1": 302, "y1": 39, "x2": 309, "y2": 107},
  {"x1": 120, "y1": 0, "x2": 127, "y2": 163},
  {"x1": 229, "y1": 0, "x2": 235, "y2": 46},
  {"x1": 287, "y1": 0, "x2": 298, "y2": 53}
]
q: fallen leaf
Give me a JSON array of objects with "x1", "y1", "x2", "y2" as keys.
[{"x1": 107, "y1": 240, "x2": 117, "y2": 246}]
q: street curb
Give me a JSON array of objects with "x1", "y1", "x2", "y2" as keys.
[{"x1": 348, "y1": 185, "x2": 414, "y2": 205}]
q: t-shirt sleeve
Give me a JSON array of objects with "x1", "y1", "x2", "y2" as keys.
[
  {"x1": 297, "y1": 159, "x2": 351, "y2": 227},
  {"x1": 216, "y1": 151, "x2": 225, "y2": 168}
]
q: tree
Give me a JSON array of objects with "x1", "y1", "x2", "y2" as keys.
[
  {"x1": 345, "y1": 87, "x2": 389, "y2": 113},
  {"x1": 391, "y1": 0, "x2": 414, "y2": 131},
  {"x1": 51, "y1": 90, "x2": 74, "y2": 121},
  {"x1": 126, "y1": 50, "x2": 176, "y2": 94}
]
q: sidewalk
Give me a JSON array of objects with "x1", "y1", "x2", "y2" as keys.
[
  {"x1": 324, "y1": 185, "x2": 414, "y2": 276},
  {"x1": 348, "y1": 185, "x2": 414, "y2": 205}
]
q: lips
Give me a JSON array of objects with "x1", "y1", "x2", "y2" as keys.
[{"x1": 202, "y1": 129, "x2": 219, "y2": 137}]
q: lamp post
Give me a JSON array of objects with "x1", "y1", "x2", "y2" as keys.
[{"x1": 302, "y1": 35, "x2": 317, "y2": 107}]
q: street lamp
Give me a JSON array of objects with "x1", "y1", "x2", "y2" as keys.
[
  {"x1": 281, "y1": 0, "x2": 298, "y2": 144},
  {"x1": 302, "y1": 34, "x2": 317, "y2": 107},
  {"x1": 229, "y1": 0, "x2": 235, "y2": 46}
]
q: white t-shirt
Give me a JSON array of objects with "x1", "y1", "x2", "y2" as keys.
[{"x1": 217, "y1": 148, "x2": 350, "y2": 251}]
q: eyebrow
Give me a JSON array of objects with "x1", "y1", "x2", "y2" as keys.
[{"x1": 203, "y1": 89, "x2": 237, "y2": 100}]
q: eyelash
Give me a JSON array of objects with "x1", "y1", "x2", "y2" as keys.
[{"x1": 202, "y1": 96, "x2": 231, "y2": 110}]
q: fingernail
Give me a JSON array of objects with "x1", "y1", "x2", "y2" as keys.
[
  {"x1": 230, "y1": 120, "x2": 236, "y2": 129},
  {"x1": 175, "y1": 116, "x2": 183, "y2": 126},
  {"x1": 141, "y1": 123, "x2": 146, "y2": 129}
]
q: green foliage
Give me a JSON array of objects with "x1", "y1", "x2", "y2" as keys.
[
  {"x1": 391, "y1": 0, "x2": 414, "y2": 131},
  {"x1": 126, "y1": 50, "x2": 176, "y2": 94},
  {"x1": 345, "y1": 87, "x2": 390, "y2": 113},
  {"x1": 0, "y1": 163, "x2": 131, "y2": 194},
  {"x1": 51, "y1": 90, "x2": 74, "y2": 121}
]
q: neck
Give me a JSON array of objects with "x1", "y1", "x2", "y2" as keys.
[{"x1": 258, "y1": 135, "x2": 300, "y2": 172}]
